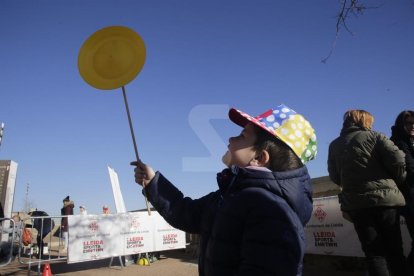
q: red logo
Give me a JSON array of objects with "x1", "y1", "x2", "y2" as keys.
[
  {"x1": 129, "y1": 219, "x2": 140, "y2": 230},
  {"x1": 314, "y1": 206, "x2": 327, "y2": 222},
  {"x1": 88, "y1": 221, "x2": 99, "y2": 233}
]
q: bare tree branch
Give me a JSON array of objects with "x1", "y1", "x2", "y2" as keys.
[{"x1": 322, "y1": 0, "x2": 375, "y2": 63}]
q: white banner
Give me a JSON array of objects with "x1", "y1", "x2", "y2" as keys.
[
  {"x1": 67, "y1": 211, "x2": 186, "y2": 263},
  {"x1": 107, "y1": 166, "x2": 127, "y2": 213},
  {"x1": 123, "y1": 212, "x2": 154, "y2": 255},
  {"x1": 152, "y1": 212, "x2": 187, "y2": 251},
  {"x1": 305, "y1": 196, "x2": 411, "y2": 257}
]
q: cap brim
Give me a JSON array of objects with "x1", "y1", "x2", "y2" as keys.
[
  {"x1": 229, "y1": 108, "x2": 251, "y2": 127},
  {"x1": 229, "y1": 108, "x2": 273, "y2": 134}
]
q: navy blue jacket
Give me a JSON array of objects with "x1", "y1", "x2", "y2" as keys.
[
  {"x1": 31, "y1": 211, "x2": 54, "y2": 238},
  {"x1": 145, "y1": 166, "x2": 313, "y2": 276}
]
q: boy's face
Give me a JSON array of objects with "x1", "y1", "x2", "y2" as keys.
[{"x1": 222, "y1": 123, "x2": 258, "y2": 167}]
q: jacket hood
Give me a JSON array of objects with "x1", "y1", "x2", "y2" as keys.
[
  {"x1": 340, "y1": 125, "x2": 369, "y2": 136},
  {"x1": 217, "y1": 166, "x2": 313, "y2": 226}
]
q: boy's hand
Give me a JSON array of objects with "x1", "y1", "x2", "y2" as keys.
[{"x1": 130, "y1": 160, "x2": 155, "y2": 187}]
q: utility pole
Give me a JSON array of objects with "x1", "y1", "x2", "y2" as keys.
[{"x1": 24, "y1": 183, "x2": 30, "y2": 212}]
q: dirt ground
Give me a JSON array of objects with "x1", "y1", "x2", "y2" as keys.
[{"x1": 0, "y1": 250, "x2": 369, "y2": 276}]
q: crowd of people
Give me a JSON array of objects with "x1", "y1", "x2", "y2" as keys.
[
  {"x1": 1, "y1": 106, "x2": 413, "y2": 275},
  {"x1": 132, "y1": 106, "x2": 414, "y2": 276},
  {"x1": 328, "y1": 110, "x2": 414, "y2": 276}
]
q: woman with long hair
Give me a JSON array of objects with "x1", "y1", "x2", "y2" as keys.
[{"x1": 391, "y1": 110, "x2": 414, "y2": 272}]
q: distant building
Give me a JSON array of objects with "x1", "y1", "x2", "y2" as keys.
[
  {"x1": 0, "y1": 160, "x2": 18, "y2": 218},
  {"x1": 0, "y1": 160, "x2": 18, "y2": 242},
  {"x1": 311, "y1": 176, "x2": 340, "y2": 198}
]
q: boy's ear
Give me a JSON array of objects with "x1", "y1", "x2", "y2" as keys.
[{"x1": 250, "y1": 150, "x2": 270, "y2": 167}]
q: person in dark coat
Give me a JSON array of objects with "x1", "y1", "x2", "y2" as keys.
[
  {"x1": 391, "y1": 110, "x2": 414, "y2": 271},
  {"x1": 132, "y1": 105, "x2": 317, "y2": 276},
  {"x1": 29, "y1": 210, "x2": 54, "y2": 259},
  {"x1": 0, "y1": 202, "x2": 4, "y2": 219},
  {"x1": 60, "y1": 196, "x2": 74, "y2": 250},
  {"x1": 328, "y1": 109, "x2": 407, "y2": 276}
]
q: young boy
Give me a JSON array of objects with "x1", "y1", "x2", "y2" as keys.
[{"x1": 132, "y1": 104, "x2": 317, "y2": 276}]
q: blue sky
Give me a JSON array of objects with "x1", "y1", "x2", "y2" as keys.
[{"x1": 1, "y1": 0, "x2": 414, "y2": 216}]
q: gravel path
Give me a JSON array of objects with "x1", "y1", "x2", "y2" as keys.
[{"x1": 0, "y1": 250, "x2": 369, "y2": 276}]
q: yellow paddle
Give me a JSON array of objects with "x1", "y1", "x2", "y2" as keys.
[{"x1": 78, "y1": 26, "x2": 151, "y2": 215}]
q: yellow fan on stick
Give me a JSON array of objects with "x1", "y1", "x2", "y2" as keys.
[
  {"x1": 78, "y1": 26, "x2": 146, "y2": 90},
  {"x1": 78, "y1": 26, "x2": 150, "y2": 215}
]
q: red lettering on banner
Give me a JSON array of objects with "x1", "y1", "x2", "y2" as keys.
[
  {"x1": 313, "y1": 232, "x2": 336, "y2": 238},
  {"x1": 313, "y1": 231, "x2": 338, "y2": 247},
  {"x1": 163, "y1": 233, "x2": 177, "y2": 239},
  {"x1": 83, "y1": 240, "x2": 104, "y2": 246},
  {"x1": 126, "y1": 236, "x2": 144, "y2": 249},
  {"x1": 82, "y1": 240, "x2": 105, "y2": 253},
  {"x1": 162, "y1": 233, "x2": 178, "y2": 246},
  {"x1": 127, "y1": 236, "x2": 143, "y2": 242}
]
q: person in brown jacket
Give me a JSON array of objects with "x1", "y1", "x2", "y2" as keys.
[{"x1": 60, "y1": 196, "x2": 74, "y2": 250}]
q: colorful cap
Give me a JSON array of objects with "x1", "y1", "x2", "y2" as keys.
[{"x1": 229, "y1": 104, "x2": 317, "y2": 164}]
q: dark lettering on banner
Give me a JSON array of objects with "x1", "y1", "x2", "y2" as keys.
[
  {"x1": 325, "y1": 223, "x2": 343, "y2": 227},
  {"x1": 126, "y1": 236, "x2": 145, "y2": 248},
  {"x1": 83, "y1": 240, "x2": 104, "y2": 253},
  {"x1": 306, "y1": 223, "x2": 343, "y2": 229},
  {"x1": 163, "y1": 233, "x2": 178, "y2": 245},
  {"x1": 313, "y1": 231, "x2": 338, "y2": 247},
  {"x1": 121, "y1": 230, "x2": 149, "y2": 235}
]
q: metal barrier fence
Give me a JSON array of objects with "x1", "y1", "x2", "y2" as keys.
[
  {"x1": 2, "y1": 212, "x2": 188, "y2": 274},
  {"x1": 1, "y1": 215, "x2": 69, "y2": 274}
]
